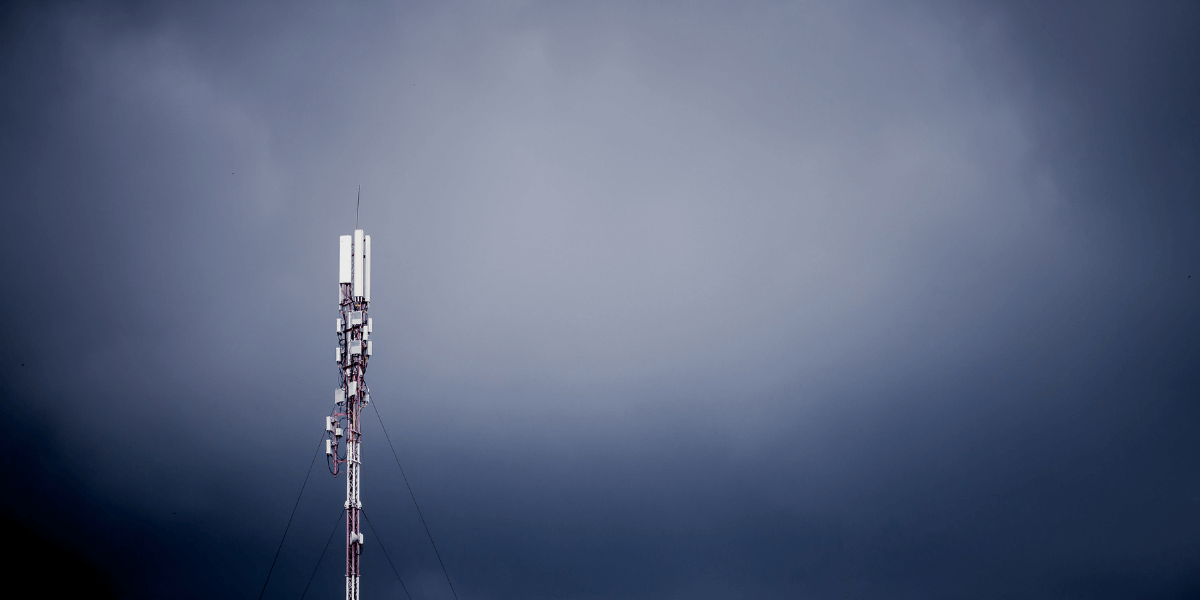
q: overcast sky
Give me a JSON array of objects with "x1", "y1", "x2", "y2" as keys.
[{"x1": 1, "y1": 1, "x2": 1198, "y2": 598}]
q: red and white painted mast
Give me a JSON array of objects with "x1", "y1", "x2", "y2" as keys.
[{"x1": 327, "y1": 228, "x2": 372, "y2": 600}]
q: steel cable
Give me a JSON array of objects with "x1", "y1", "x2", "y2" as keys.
[
  {"x1": 257, "y1": 434, "x2": 325, "y2": 600},
  {"x1": 361, "y1": 509, "x2": 414, "y2": 600},
  {"x1": 299, "y1": 508, "x2": 346, "y2": 600},
  {"x1": 372, "y1": 402, "x2": 461, "y2": 600}
]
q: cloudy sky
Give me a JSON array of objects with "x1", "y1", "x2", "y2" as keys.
[{"x1": 1, "y1": 1, "x2": 1198, "y2": 598}]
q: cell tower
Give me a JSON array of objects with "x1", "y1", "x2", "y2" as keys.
[{"x1": 326, "y1": 228, "x2": 372, "y2": 600}]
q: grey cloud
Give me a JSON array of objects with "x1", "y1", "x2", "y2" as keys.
[{"x1": 1, "y1": 1, "x2": 1198, "y2": 598}]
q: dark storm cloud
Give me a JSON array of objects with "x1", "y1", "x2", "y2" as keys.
[{"x1": 1, "y1": 1, "x2": 1198, "y2": 598}]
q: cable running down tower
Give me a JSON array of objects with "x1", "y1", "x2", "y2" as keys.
[{"x1": 326, "y1": 228, "x2": 372, "y2": 600}]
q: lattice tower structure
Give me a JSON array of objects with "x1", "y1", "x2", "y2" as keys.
[{"x1": 326, "y1": 229, "x2": 372, "y2": 600}]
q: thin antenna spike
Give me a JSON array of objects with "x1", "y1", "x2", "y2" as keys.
[{"x1": 356, "y1": 186, "x2": 361, "y2": 230}]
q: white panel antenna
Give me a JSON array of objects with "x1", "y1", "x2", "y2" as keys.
[
  {"x1": 339, "y1": 236, "x2": 352, "y2": 284},
  {"x1": 353, "y1": 229, "x2": 364, "y2": 298},
  {"x1": 364, "y1": 235, "x2": 372, "y2": 302}
]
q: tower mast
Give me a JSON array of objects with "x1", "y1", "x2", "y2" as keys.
[{"x1": 327, "y1": 228, "x2": 372, "y2": 600}]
